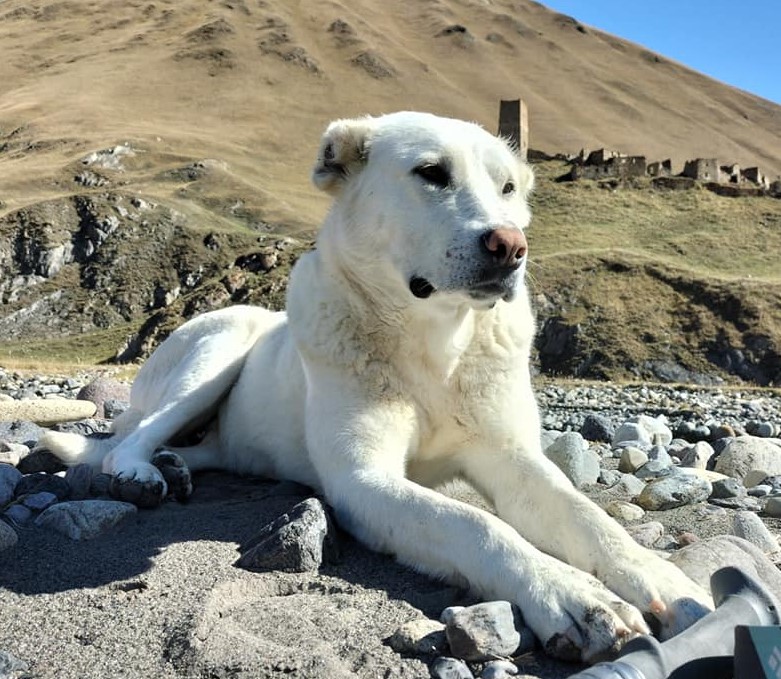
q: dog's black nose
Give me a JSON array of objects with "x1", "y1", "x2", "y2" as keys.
[{"x1": 481, "y1": 228, "x2": 527, "y2": 269}]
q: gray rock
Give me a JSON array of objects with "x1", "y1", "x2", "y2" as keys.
[
  {"x1": 4, "y1": 503, "x2": 33, "y2": 525},
  {"x1": 0, "y1": 399, "x2": 96, "y2": 425},
  {"x1": 743, "y1": 469, "x2": 771, "y2": 488},
  {"x1": 90, "y1": 472, "x2": 113, "y2": 497},
  {"x1": 15, "y1": 472, "x2": 70, "y2": 500},
  {"x1": 480, "y1": 660, "x2": 519, "y2": 678},
  {"x1": 0, "y1": 464, "x2": 22, "y2": 506},
  {"x1": 544, "y1": 432, "x2": 599, "y2": 488},
  {"x1": 0, "y1": 649, "x2": 28, "y2": 676},
  {"x1": 647, "y1": 444, "x2": 672, "y2": 467},
  {"x1": 748, "y1": 484, "x2": 772, "y2": 497},
  {"x1": 77, "y1": 378, "x2": 131, "y2": 418},
  {"x1": 626, "y1": 521, "x2": 664, "y2": 548},
  {"x1": 764, "y1": 497, "x2": 781, "y2": 518},
  {"x1": 236, "y1": 497, "x2": 340, "y2": 573},
  {"x1": 598, "y1": 469, "x2": 622, "y2": 487},
  {"x1": 65, "y1": 463, "x2": 94, "y2": 500},
  {"x1": 21, "y1": 491, "x2": 58, "y2": 511},
  {"x1": 103, "y1": 398, "x2": 130, "y2": 419},
  {"x1": 636, "y1": 475, "x2": 712, "y2": 510},
  {"x1": 630, "y1": 415, "x2": 673, "y2": 446},
  {"x1": 614, "y1": 473, "x2": 646, "y2": 498},
  {"x1": 35, "y1": 500, "x2": 137, "y2": 540},
  {"x1": 16, "y1": 449, "x2": 67, "y2": 474},
  {"x1": 709, "y1": 496, "x2": 760, "y2": 511},
  {"x1": 669, "y1": 535, "x2": 781, "y2": 596},
  {"x1": 710, "y1": 477, "x2": 746, "y2": 499},
  {"x1": 0, "y1": 519, "x2": 18, "y2": 551},
  {"x1": 732, "y1": 511, "x2": 780, "y2": 556},
  {"x1": 430, "y1": 657, "x2": 474, "y2": 679},
  {"x1": 0, "y1": 420, "x2": 46, "y2": 447},
  {"x1": 388, "y1": 619, "x2": 447, "y2": 656},
  {"x1": 579, "y1": 414, "x2": 614, "y2": 442},
  {"x1": 635, "y1": 460, "x2": 678, "y2": 480},
  {"x1": 444, "y1": 601, "x2": 521, "y2": 662},
  {"x1": 613, "y1": 423, "x2": 651, "y2": 448},
  {"x1": 714, "y1": 436, "x2": 781, "y2": 481},
  {"x1": 540, "y1": 430, "x2": 561, "y2": 453},
  {"x1": 618, "y1": 447, "x2": 648, "y2": 473},
  {"x1": 679, "y1": 441, "x2": 715, "y2": 470},
  {"x1": 709, "y1": 424, "x2": 736, "y2": 441}
]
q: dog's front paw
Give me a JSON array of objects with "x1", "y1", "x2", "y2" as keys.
[
  {"x1": 152, "y1": 451, "x2": 193, "y2": 502},
  {"x1": 523, "y1": 562, "x2": 649, "y2": 663},
  {"x1": 109, "y1": 462, "x2": 168, "y2": 508},
  {"x1": 600, "y1": 548, "x2": 714, "y2": 639}
]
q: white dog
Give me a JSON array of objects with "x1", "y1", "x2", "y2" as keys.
[{"x1": 41, "y1": 112, "x2": 712, "y2": 662}]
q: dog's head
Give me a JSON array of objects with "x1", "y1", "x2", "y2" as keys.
[{"x1": 313, "y1": 112, "x2": 534, "y2": 308}]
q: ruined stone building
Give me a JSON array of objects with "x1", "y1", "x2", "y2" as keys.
[
  {"x1": 741, "y1": 167, "x2": 769, "y2": 188},
  {"x1": 647, "y1": 159, "x2": 673, "y2": 177},
  {"x1": 682, "y1": 158, "x2": 720, "y2": 182},
  {"x1": 570, "y1": 149, "x2": 647, "y2": 180}
]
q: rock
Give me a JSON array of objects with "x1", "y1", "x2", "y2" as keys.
[
  {"x1": 90, "y1": 472, "x2": 113, "y2": 497},
  {"x1": 0, "y1": 464, "x2": 22, "y2": 506},
  {"x1": 579, "y1": 414, "x2": 614, "y2": 442},
  {"x1": 709, "y1": 424, "x2": 736, "y2": 441},
  {"x1": 613, "y1": 423, "x2": 651, "y2": 448},
  {"x1": 764, "y1": 497, "x2": 781, "y2": 518},
  {"x1": 388, "y1": 619, "x2": 447, "y2": 656},
  {"x1": 4, "y1": 503, "x2": 33, "y2": 525},
  {"x1": 598, "y1": 469, "x2": 622, "y2": 487},
  {"x1": 35, "y1": 500, "x2": 137, "y2": 540},
  {"x1": 710, "y1": 477, "x2": 746, "y2": 499},
  {"x1": 0, "y1": 650, "x2": 27, "y2": 677},
  {"x1": 635, "y1": 460, "x2": 677, "y2": 480},
  {"x1": 630, "y1": 415, "x2": 673, "y2": 446},
  {"x1": 430, "y1": 657, "x2": 474, "y2": 679},
  {"x1": 748, "y1": 484, "x2": 772, "y2": 497},
  {"x1": 77, "y1": 378, "x2": 131, "y2": 418},
  {"x1": 15, "y1": 472, "x2": 70, "y2": 500},
  {"x1": 614, "y1": 473, "x2": 646, "y2": 497},
  {"x1": 647, "y1": 444, "x2": 672, "y2": 467},
  {"x1": 636, "y1": 475, "x2": 712, "y2": 510},
  {"x1": 544, "y1": 432, "x2": 599, "y2": 488},
  {"x1": 236, "y1": 497, "x2": 340, "y2": 573},
  {"x1": 626, "y1": 521, "x2": 664, "y2": 549},
  {"x1": 16, "y1": 449, "x2": 68, "y2": 474},
  {"x1": 65, "y1": 463, "x2": 94, "y2": 500},
  {"x1": 0, "y1": 441, "x2": 28, "y2": 466},
  {"x1": 443, "y1": 601, "x2": 521, "y2": 662},
  {"x1": 481, "y1": 660, "x2": 519, "y2": 678},
  {"x1": 0, "y1": 420, "x2": 46, "y2": 447},
  {"x1": 709, "y1": 496, "x2": 760, "y2": 511},
  {"x1": 618, "y1": 447, "x2": 648, "y2": 473},
  {"x1": 669, "y1": 535, "x2": 781, "y2": 596},
  {"x1": 539, "y1": 430, "x2": 561, "y2": 453},
  {"x1": 0, "y1": 399, "x2": 97, "y2": 425},
  {"x1": 20, "y1": 491, "x2": 58, "y2": 511},
  {"x1": 605, "y1": 500, "x2": 645, "y2": 522},
  {"x1": 714, "y1": 436, "x2": 781, "y2": 481},
  {"x1": 677, "y1": 531, "x2": 699, "y2": 546},
  {"x1": 679, "y1": 441, "x2": 715, "y2": 469},
  {"x1": 732, "y1": 511, "x2": 780, "y2": 556},
  {"x1": 103, "y1": 398, "x2": 130, "y2": 419},
  {"x1": 744, "y1": 469, "x2": 772, "y2": 488},
  {"x1": 0, "y1": 520, "x2": 18, "y2": 550}
]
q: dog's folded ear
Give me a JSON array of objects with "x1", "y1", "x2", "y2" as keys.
[{"x1": 312, "y1": 117, "x2": 375, "y2": 194}]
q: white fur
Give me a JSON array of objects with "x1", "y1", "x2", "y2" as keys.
[{"x1": 41, "y1": 112, "x2": 712, "y2": 661}]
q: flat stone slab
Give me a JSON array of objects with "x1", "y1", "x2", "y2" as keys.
[{"x1": 0, "y1": 399, "x2": 97, "y2": 425}]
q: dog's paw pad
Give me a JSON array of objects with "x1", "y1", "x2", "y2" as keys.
[
  {"x1": 109, "y1": 474, "x2": 166, "y2": 508},
  {"x1": 152, "y1": 451, "x2": 193, "y2": 503}
]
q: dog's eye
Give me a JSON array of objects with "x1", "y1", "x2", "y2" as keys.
[
  {"x1": 502, "y1": 180, "x2": 515, "y2": 195},
  {"x1": 413, "y1": 163, "x2": 451, "y2": 189}
]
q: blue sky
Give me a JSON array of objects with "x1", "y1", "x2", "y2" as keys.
[{"x1": 541, "y1": 1, "x2": 781, "y2": 105}]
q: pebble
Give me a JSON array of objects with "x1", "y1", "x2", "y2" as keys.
[
  {"x1": 236, "y1": 497, "x2": 340, "y2": 573},
  {"x1": 21, "y1": 491, "x2": 58, "y2": 511},
  {"x1": 613, "y1": 473, "x2": 646, "y2": 497},
  {"x1": 0, "y1": 649, "x2": 28, "y2": 676},
  {"x1": 613, "y1": 423, "x2": 651, "y2": 448},
  {"x1": 605, "y1": 500, "x2": 645, "y2": 522},
  {"x1": 443, "y1": 601, "x2": 521, "y2": 662},
  {"x1": 0, "y1": 464, "x2": 22, "y2": 506},
  {"x1": 4, "y1": 503, "x2": 33, "y2": 525},
  {"x1": 748, "y1": 484, "x2": 772, "y2": 497},
  {"x1": 0, "y1": 520, "x2": 18, "y2": 550},
  {"x1": 0, "y1": 398, "x2": 96, "y2": 425},
  {"x1": 710, "y1": 477, "x2": 746, "y2": 500},
  {"x1": 626, "y1": 521, "x2": 664, "y2": 548},
  {"x1": 579, "y1": 413, "x2": 614, "y2": 442},
  {"x1": 636, "y1": 475, "x2": 712, "y2": 510},
  {"x1": 544, "y1": 432, "x2": 599, "y2": 488},
  {"x1": 732, "y1": 511, "x2": 780, "y2": 556},
  {"x1": 635, "y1": 460, "x2": 677, "y2": 480},
  {"x1": 15, "y1": 472, "x2": 70, "y2": 500},
  {"x1": 481, "y1": 660, "x2": 519, "y2": 678},
  {"x1": 35, "y1": 500, "x2": 137, "y2": 540},
  {"x1": 16, "y1": 449, "x2": 67, "y2": 474},
  {"x1": 618, "y1": 447, "x2": 648, "y2": 473},
  {"x1": 0, "y1": 441, "x2": 28, "y2": 466},
  {"x1": 647, "y1": 444, "x2": 673, "y2": 467},
  {"x1": 597, "y1": 469, "x2": 622, "y2": 487},
  {"x1": 430, "y1": 657, "x2": 474, "y2": 679},
  {"x1": 743, "y1": 469, "x2": 772, "y2": 488},
  {"x1": 64, "y1": 463, "x2": 94, "y2": 500},
  {"x1": 76, "y1": 378, "x2": 131, "y2": 418},
  {"x1": 388, "y1": 619, "x2": 447, "y2": 656},
  {"x1": 764, "y1": 497, "x2": 781, "y2": 518},
  {"x1": 679, "y1": 441, "x2": 715, "y2": 469}
]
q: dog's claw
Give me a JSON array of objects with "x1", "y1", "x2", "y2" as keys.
[{"x1": 109, "y1": 474, "x2": 167, "y2": 508}]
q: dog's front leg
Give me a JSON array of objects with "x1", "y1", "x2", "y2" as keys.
[
  {"x1": 302, "y1": 369, "x2": 649, "y2": 662},
  {"x1": 460, "y1": 441, "x2": 714, "y2": 640}
]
